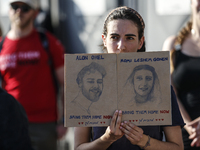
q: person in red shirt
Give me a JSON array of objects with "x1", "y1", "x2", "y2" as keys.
[{"x1": 0, "y1": 0, "x2": 67, "y2": 150}]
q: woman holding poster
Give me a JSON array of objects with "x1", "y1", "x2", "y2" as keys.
[
  {"x1": 162, "y1": 0, "x2": 200, "y2": 149},
  {"x1": 75, "y1": 6, "x2": 184, "y2": 150}
]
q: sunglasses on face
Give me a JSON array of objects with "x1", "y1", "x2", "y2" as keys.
[{"x1": 11, "y1": 3, "x2": 32, "y2": 13}]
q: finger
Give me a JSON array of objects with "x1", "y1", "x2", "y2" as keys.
[
  {"x1": 197, "y1": 122, "x2": 200, "y2": 129},
  {"x1": 110, "y1": 110, "x2": 119, "y2": 131},
  {"x1": 120, "y1": 124, "x2": 138, "y2": 140},
  {"x1": 188, "y1": 117, "x2": 200, "y2": 127},
  {"x1": 191, "y1": 138, "x2": 198, "y2": 147},
  {"x1": 189, "y1": 132, "x2": 197, "y2": 139},
  {"x1": 191, "y1": 127, "x2": 197, "y2": 134},
  {"x1": 125, "y1": 122, "x2": 143, "y2": 135},
  {"x1": 197, "y1": 123, "x2": 200, "y2": 135},
  {"x1": 120, "y1": 122, "x2": 143, "y2": 140},
  {"x1": 126, "y1": 122, "x2": 143, "y2": 140},
  {"x1": 121, "y1": 122, "x2": 136, "y2": 133},
  {"x1": 196, "y1": 139, "x2": 200, "y2": 147},
  {"x1": 189, "y1": 122, "x2": 198, "y2": 128},
  {"x1": 115, "y1": 110, "x2": 122, "y2": 129},
  {"x1": 196, "y1": 137, "x2": 200, "y2": 147},
  {"x1": 120, "y1": 125, "x2": 143, "y2": 144},
  {"x1": 124, "y1": 132, "x2": 139, "y2": 143}
]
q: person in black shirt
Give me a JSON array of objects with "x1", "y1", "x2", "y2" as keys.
[{"x1": 0, "y1": 88, "x2": 33, "y2": 150}]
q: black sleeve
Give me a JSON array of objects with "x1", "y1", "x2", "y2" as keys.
[{"x1": 0, "y1": 89, "x2": 33, "y2": 150}]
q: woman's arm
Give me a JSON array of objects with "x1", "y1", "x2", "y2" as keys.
[
  {"x1": 177, "y1": 98, "x2": 192, "y2": 133},
  {"x1": 120, "y1": 123, "x2": 184, "y2": 150},
  {"x1": 74, "y1": 110, "x2": 124, "y2": 150},
  {"x1": 162, "y1": 35, "x2": 200, "y2": 147}
]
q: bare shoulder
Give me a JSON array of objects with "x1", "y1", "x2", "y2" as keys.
[{"x1": 162, "y1": 35, "x2": 176, "y2": 51}]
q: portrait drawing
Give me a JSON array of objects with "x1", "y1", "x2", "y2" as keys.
[
  {"x1": 119, "y1": 64, "x2": 162, "y2": 108},
  {"x1": 71, "y1": 62, "x2": 106, "y2": 114}
]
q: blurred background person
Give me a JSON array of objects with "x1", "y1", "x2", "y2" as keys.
[
  {"x1": 0, "y1": 0, "x2": 67, "y2": 150},
  {"x1": 0, "y1": 87, "x2": 33, "y2": 150},
  {"x1": 162, "y1": 0, "x2": 200, "y2": 149},
  {"x1": 34, "y1": 6, "x2": 54, "y2": 34}
]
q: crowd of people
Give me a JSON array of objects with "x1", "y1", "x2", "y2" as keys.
[{"x1": 0, "y1": 0, "x2": 200, "y2": 150}]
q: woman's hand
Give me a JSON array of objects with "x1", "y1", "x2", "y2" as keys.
[
  {"x1": 120, "y1": 121, "x2": 144, "y2": 146},
  {"x1": 100, "y1": 110, "x2": 124, "y2": 143},
  {"x1": 188, "y1": 117, "x2": 200, "y2": 147}
]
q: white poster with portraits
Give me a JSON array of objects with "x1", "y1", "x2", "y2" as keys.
[{"x1": 64, "y1": 51, "x2": 171, "y2": 127}]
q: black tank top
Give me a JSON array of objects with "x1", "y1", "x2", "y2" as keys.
[{"x1": 172, "y1": 50, "x2": 200, "y2": 120}]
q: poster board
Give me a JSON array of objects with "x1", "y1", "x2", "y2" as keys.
[{"x1": 64, "y1": 51, "x2": 171, "y2": 127}]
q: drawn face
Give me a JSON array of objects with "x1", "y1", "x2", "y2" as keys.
[
  {"x1": 81, "y1": 70, "x2": 103, "y2": 102},
  {"x1": 134, "y1": 69, "x2": 153, "y2": 97},
  {"x1": 102, "y1": 19, "x2": 144, "y2": 53}
]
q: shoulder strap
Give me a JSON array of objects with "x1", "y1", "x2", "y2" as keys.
[
  {"x1": 0, "y1": 36, "x2": 6, "y2": 53},
  {"x1": 37, "y1": 29, "x2": 59, "y2": 94},
  {"x1": 37, "y1": 28, "x2": 50, "y2": 56},
  {"x1": 173, "y1": 38, "x2": 182, "y2": 69}
]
